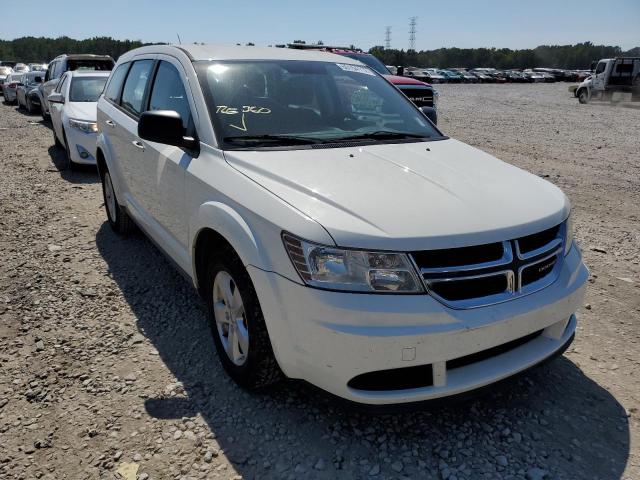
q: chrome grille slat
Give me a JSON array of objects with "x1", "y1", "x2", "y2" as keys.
[
  {"x1": 411, "y1": 223, "x2": 566, "y2": 309},
  {"x1": 419, "y1": 242, "x2": 513, "y2": 274},
  {"x1": 515, "y1": 237, "x2": 562, "y2": 260}
]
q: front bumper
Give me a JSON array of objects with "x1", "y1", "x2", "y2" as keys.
[
  {"x1": 249, "y1": 245, "x2": 588, "y2": 404},
  {"x1": 65, "y1": 126, "x2": 98, "y2": 165}
]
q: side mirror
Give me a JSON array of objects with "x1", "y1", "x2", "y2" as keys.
[
  {"x1": 34, "y1": 76, "x2": 42, "y2": 83},
  {"x1": 138, "y1": 110, "x2": 198, "y2": 150},
  {"x1": 48, "y1": 92, "x2": 64, "y2": 104},
  {"x1": 420, "y1": 106, "x2": 438, "y2": 125},
  {"x1": 396, "y1": 66, "x2": 405, "y2": 76}
]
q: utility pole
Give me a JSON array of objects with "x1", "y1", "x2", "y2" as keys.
[
  {"x1": 409, "y1": 17, "x2": 417, "y2": 51},
  {"x1": 385, "y1": 26, "x2": 391, "y2": 49}
]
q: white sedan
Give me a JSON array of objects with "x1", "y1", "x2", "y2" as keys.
[{"x1": 48, "y1": 70, "x2": 110, "y2": 169}]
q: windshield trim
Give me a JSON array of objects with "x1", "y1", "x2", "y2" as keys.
[{"x1": 194, "y1": 59, "x2": 445, "y2": 151}]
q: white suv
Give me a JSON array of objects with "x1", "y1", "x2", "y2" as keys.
[{"x1": 96, "y1": 45, "x2": 588, "y2": 405}]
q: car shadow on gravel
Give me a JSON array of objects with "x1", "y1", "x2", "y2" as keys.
[
  {"x1": 47, "y1": 145, "x2": 99, "y2": 184},
  {"x1": 95, "y1": 223, "x2": 630, "y2": 480}
]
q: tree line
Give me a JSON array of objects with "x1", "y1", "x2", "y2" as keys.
[
  {"x1": 2, "y1": 37, "x2": 638, "y2": 70},
  {"x1": 0, "y1": 36, "x2": 148, "y2": 62},
  {"x1": 369, "y1": 42, "x2": 640, "y2": 70}
]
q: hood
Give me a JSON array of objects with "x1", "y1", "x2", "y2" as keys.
[
  {"x1": 383, "y1": 74, "x2": 430, "y2": 86},
  {"x1": 66, "y1": 102, "x2": 98, "y2": 122},
  {"x1": 224, "y1": 139, "x2": 569, "y2": 251}
]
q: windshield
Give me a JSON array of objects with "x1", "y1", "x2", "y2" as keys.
[
  {"x1": 196, "y1": 60, "x2": 441, "y2": 149},
  {"x1": 69, "y1": 77, "x2": 108, "y2": 102},
  {"x1": 339, "y1": 53, "x2": 390, "y2": 75}
]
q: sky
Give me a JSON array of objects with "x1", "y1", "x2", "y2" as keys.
[{"x1": 3, "y1": 0, "x2": 639, "y2": 51}]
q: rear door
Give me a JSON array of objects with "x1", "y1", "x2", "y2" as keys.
[{"x1": 112, "y1": 58, "x2": 156, "y2": 218}]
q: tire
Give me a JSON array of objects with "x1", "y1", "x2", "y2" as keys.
[
  {"x1": 101, "y1": 167, "x2": 135, "y2": 235},
  {"x1": 26, "y1": 97, "x2": 33, "y2": 114},
  {"x1": 62, "y1": 131, "x2": 77, "y2": 171},
  {"x1": 578, "y1": 89, "x2": 589, "y2": 104},
  {"x1": 205, "y1": 247, "x2": 282, "y2": 390},
  {"x1": 42, "y1": 106, "x2": 50, "y2": 122},
  {"x1": 53, "y1": 128, "x2": 63, "y2": 148}
]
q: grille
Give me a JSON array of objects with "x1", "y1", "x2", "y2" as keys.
[
  {"x1": 447, "y1": 330, "x2": 543, "y2": 370},
  {"x1": 347, "y1": 329, "x2": 543, "y2": 392},
  {"x1": 411, "y1": 222, "x2": 566, "y2": 309},
  {"x1": 398, "y1": 86, "x2": 434, "y2": 107}
]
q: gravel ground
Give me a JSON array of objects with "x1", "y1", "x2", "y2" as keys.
[{"x1": 0, "y1": 83, "x2": 638, "y2": 480}]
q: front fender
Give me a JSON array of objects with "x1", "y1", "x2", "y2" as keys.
[{"x1": 190, "y1": 202, "x2": 264, "y2": 282}]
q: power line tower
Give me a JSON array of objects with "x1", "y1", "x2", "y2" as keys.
[
  {"x1": 385, "y1": 26, "x2": 392, "y2": 49},
  {"x1": 409, "y1": 16, "x2": 417, "y2": 51}
]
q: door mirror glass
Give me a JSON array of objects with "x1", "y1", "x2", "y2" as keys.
[
  {"x1": 138, "y1": 110, "x2": 197, "y2": 149},
  {"x1": 48, "y1": 92, "x2": 64, "y2": 104}
]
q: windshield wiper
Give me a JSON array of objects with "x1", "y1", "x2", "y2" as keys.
[
  {"x1": 223, "y1": 134, "x2": 321, "y2": 146},
  {"x1": 327, "y1": 131, "x2": 430, "y2": 142}
]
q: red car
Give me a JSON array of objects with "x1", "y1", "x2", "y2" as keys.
[{"x1": 287, "y1": 44, "x2": 438, "y2": 123}]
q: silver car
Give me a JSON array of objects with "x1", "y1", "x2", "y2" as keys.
[
  {"x1": 2, "y1": 73, "x2": 23, "y2": 103},
  {"x1": 17, "y1": 71, "x2": 45, "y2": 113},
  {"x1": 0, "y1": 66, "x2": 13, "y2": 93}
]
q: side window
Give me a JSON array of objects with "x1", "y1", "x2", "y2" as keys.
[
  {"x1": 104, "y1": 63, "x2": 130, "y2": 103},
  {"x1": 56, "y1": 74, "x2": 69, "y2": 94},
  {"x1": 148, "y1": 61, "x2": 192, "y2": 131},
  {"x1": 44, "y1": 63, "x2": 53, "y2": 82},
  {"x1": 595, "y1": 62, "x2": 606, "y2": 75},
  {"x1": 52, "y1": 61, "x2": 63, "y2": 80},
  {"x1": 120, "y1": 60, "x2": 154, "y2": 117}
]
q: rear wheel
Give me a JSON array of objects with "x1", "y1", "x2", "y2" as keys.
[
  {"x1": 205, "y1": 248, "x2": 282, "y2": 390},
  {"x1": 101, "y1": 167, "x2": 135, "y2": 235},
  {"x1": 26, "y1": 97, "x2": 33, "y2": 114}
]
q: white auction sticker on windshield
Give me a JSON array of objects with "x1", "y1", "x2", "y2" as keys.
[{"x1": 336, "y1": 63, "x2": 375, "y2": 76}]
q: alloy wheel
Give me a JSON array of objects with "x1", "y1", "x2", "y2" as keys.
[
  {"x1": 104, "y1": 172, "x2": 117, "y2": 223},
  {"x1": 212, "y1": 271, "x2": 249, "y2": 366}
]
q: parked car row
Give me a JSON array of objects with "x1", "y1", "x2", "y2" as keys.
[
  {"x1": 399, "y1": 66, "x2": 590, "y2": 84},
  {"x1": 2, "y1": 53, "x2": 115, "y2": 171}
]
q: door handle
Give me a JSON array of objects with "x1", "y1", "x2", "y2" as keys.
[
  {"x1": 105, "y1": 119, "x2": 115, "y2": 127},
  {"x1": 132, "y1": 140, "x2": 145, "y2": 150}
]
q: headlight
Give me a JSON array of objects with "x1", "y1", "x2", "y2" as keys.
[
  {"x1": 282, "y1": 233, "x2": 423, "y2": 293},
  {"x1": 563, "y1": 214, "x2": 574, "y2": 256},
  {"x1": 69, "y1": 118, "x2": 98, "y2": 133}
]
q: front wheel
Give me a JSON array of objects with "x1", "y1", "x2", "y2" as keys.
[
  {"x1": 205, "y1": 249, "x2": 282, "y2": 390},
  {"x1": 578, "y1": 89, "x2": 589, "y2": 104}
]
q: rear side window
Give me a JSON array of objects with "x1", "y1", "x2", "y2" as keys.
[
  {"x1": 120, "y1": 60, "x2": 154, "y2": 117},
  {"x1": 104, "y1": 63, "x2": 130, "y2": 103},
  {"x1": 148, "y1": 61, "x2": 192, "y2": 131}
]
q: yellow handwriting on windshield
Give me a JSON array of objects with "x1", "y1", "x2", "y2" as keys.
[{"x1": 217, "y1": 105, "x2": 271, "y2": 115}]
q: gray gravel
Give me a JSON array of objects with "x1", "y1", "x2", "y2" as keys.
[{"x1": 0, "y1": 83, "x2": 638, "y2": 479}]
